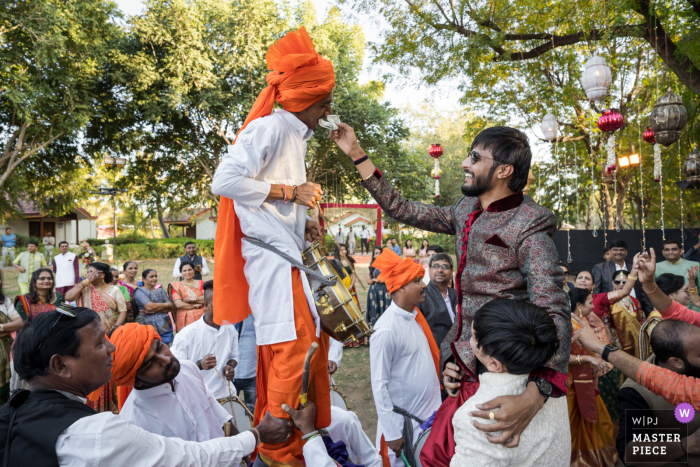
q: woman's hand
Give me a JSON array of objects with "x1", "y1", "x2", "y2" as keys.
[{"x1": 688, "y1": 265, "x2": 698, "y2": 287}]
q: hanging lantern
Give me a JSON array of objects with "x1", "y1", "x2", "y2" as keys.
[
  {"x1": 643, "y1": 127, "x2": 656, "y2": 144},
  {"x1": 580, "y1": 51, "x2": 612, "y2": 101},
  {"x1": 541, "y1": 113, "x2": 558, "y2": 141},
  {"x1": 597, "y1": 109, "x2": 624, "y2": 133},
  {"x1": 684, "y1": 146, "x2": 700, "y2": 189},
  {"x1": 650, "y1": 87, "x2": 687, "y2": 147},
  {"x1": 602, "y1": 168, "x2": 614, "y2": 184},
  {"x1": 429, "y1": 144, "x2": 443, "y2": 198},
  {"x1": 654, "y1": 144, "x2": 662, "y2": 182}
]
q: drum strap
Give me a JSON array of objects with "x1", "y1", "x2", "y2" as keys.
[
  {"x1": 243, "y1": 236, "x2": 337, "y2": 288},
  {"x1": 392, "y1": 406, "x2": 425, "y2": 467}
]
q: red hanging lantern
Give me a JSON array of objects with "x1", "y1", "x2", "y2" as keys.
[
  {"x1": 643, "y1": 127, "x2": 656, "y2": 144},
  {"x1": 597, "y1": 108, "x2": 624, "y2": 133},
  {"x1": 429, "y1": 144, "x2": 443, "y2": 159}
]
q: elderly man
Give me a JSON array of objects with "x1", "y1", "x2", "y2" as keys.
[
  {"x1": 173, "y1": 241, "x2": 209, "y2": 280},
  {"x1": 617, "y1": 319, "x2": 700, "y2": 465},
  {"x1": 369, "y1": 249, "x2": 441, "y2": 466},
  {"x1": 53, "y1": 241, "x2": 79, "y2": 296},
  {"x1": 332, "y1": 124, "x2": 570, "y2": 465},
  {"x1": 655, "y1": 239, "x2": 700, "y2": 312},
  {"x1": 211, "y1": 27, "x2": 335, "y2": 466},
  {"x1": 0, "y1": 307, "x2": 290, "y2": 466},
  {"x1": 418, "y1": 252, "x2": 457, "y2": 350}
]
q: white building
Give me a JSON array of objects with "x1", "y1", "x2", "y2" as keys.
[
  {"x1": 2, "y1": 200, "x2": 97, "y2": 246},
  {"x1": 326, "y1": 212, "x2": 375, "y2": 240},
  {"x1": 164, "y1": 207, "x2": 217, "y2": 240}
]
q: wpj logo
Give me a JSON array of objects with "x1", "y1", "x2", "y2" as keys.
[{"x1": 675, "y1": 403, "x2": 695, "y2": 423}]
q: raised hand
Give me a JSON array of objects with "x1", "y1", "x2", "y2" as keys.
[
  {"x1": 636, "y1": 248, "x2": 657, "y2": 285},
  {"x1": 688, "y1": 265, "x2": 698, "y2": 286},
  {"x1": 330, "y1": 123, "x2": 365, "y2": 160}
]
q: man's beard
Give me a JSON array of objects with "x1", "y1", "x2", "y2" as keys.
[
  {"x1": 461, "y1": 166, "x2": 497, "y2": 197},
  {"x1": 681, "y1": 357, "x2": 700, "y2": 378}
]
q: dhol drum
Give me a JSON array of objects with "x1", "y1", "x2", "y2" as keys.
[
  {"x1": 301, "y1": 241, "x2": 374, "y2": 344},
  {"x1": 330, "y1": 378, "x2": 349, "y2": 410},
  {"x1": 219, "y1": 397, "x2": 253, "y2": 432},
  {"x1": 413, "y1": 427, "x2": 431, "y2": 467}
]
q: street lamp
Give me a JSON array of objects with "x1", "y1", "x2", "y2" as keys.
[{"x1": 617, "y1": 149, "x2": 642, "y2": 228}]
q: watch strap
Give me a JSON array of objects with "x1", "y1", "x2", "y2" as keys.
[{"x1": 601, "y1": 345, "x2": 619, "y2": 362}]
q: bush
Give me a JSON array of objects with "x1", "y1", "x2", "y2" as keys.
[{"x1": 114, "y1": 240, "x2": 215, "y2": 261}]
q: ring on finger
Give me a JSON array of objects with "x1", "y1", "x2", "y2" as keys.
[{"x1": 489, "y1": 411, "x2": 496, "y2": 421}]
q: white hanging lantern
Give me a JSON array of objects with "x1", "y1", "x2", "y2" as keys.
[
  {"x1": 580, "y1": 51, "x2": 612, "y2": 102},
  {"x1": 541, "y1": 113, "x2": 558, "y2": 141}
]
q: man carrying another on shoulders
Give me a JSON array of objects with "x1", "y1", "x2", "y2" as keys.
[{"x1": 331, "y1": 124, "x2": 570, "y2": 466}]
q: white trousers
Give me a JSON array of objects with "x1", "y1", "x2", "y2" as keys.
[{"x1": 327, "y1": 406, "x2": 383, "y2": 467}]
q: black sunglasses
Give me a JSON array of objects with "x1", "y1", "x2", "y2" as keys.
[
  {"x1": 469, "y1": 150, "x2": 502, "y2": 166},
  {"x1": 38, "y1": 305, "x2": 78, "y2": 351},
  {"x1": 613, "y1": 280, "x2": 627, "y2": 285},
  {"x1": 430, "y1": 264, "x2": 452, "y2": 270}
]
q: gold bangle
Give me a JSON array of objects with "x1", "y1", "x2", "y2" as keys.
[
  {"x1": 643, "y1": 283, "x2": 658, "y2": 294},
  {"x1": 577, "y1": 355, "x2": 582, "y2": 364},
  {"x1": 689, "y1": 287, "x2": 698, "y2": 294},
  {"x1": 628, "y1": 276, "x2": 637, "y2": 281},
  {"x1": 81, "y1": 279, "x2": 90, "y2": 287}
]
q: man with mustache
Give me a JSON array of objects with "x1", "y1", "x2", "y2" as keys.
[{"x1": 331, "y1": 125, "x2": 570, "y2": 466}]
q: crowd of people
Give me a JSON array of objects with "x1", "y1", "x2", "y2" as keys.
[{"x1": 4, "y1": 26, "x2": 700, "y2": 467}]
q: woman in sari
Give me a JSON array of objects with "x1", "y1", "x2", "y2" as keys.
[
  {"x1": 0, "y1": 271, "x2": 22, "y2": 403},
  {"x1": 170, "y1": 260, "x2": 205, "y2": 330},
  {"x1": 119, "y1": 261, "x2": 139, "y2": 321},
  {"x1": 568, "y1": 287, "x2": 618, "y2": 466},
  {"x1": 14, "y1": 268, "x2": 65, "y2": 320},
  {"x1": 366, "y1": 246, "x2": 391, "y2": 325},
  {"x1": 133, "y1": 269, "x2": 175, "y2": 345},
  {"x1": 418, "y1": 239, "x2": 430, "y2": 267},
  {"x1": 639, "y1": 273, "x2": 689, "y2": 360}
]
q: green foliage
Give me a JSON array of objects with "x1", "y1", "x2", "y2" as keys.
[{"x1": 114, "y1": 240, "x2": 214, "y2": 261}]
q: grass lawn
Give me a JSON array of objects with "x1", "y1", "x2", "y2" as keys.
[{"x1": 1, "y1": 256, "x2": 382, "y2": 439}]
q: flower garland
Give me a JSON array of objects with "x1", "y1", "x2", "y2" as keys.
[
  {"x1": 606, "y1": 134, "x2": 617, "y2": 172},
  {"x1": 653, "y1": 143, "x2": 662, "y2": 182}
]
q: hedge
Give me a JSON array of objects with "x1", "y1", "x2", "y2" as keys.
[{"x1": 110, "y1": 240, "x2": 214, "y2": 261}]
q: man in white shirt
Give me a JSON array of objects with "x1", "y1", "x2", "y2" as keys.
[
  {"x1": 369, "y1": 249, "x2": 442, "y2": 466},
  {"x1": 173, "y1": 241, "x2": 210, "y2": 280},
  {"x1": 52, "y1": 241, "x2": 79, "y2": 295},
  {"x1": 211, "y1": 27, "x2": 335, "y2": 466},
  {"x1": 335, "y1": 228, "x2": 345, "y2": 247},
  {"x1": 347, "y1": 228, "x2": 356, "y2": 254},
  {"x1": 0, "y1": 307, "x2": 292, "y2": 467},
  {"x1": 360, "y1": 226, "x2": 370, "y2": 254},
  {"x1": 42, "y1": 231, "x2": 55, "y2": 265},
  {"x1": 171, "y1": 280, "x2": 239, "y2": 401}
]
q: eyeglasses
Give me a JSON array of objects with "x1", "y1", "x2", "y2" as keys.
[
  {"x1": 38, "y1": 305, "x2": 78, "y2": 351},
  {"x1": 613, "y1": 280, "x2": 627, "y2": 285},
  {"x1": 469, "y1": 150, "x2": 502, "y2": 166},
  {"x1": 430, "y1": 264, "x2": 452, "y2": 270}
]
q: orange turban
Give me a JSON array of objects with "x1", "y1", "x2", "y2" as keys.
[
  {"x1": 372, "y1": 248, "x2": 425, "y2": 294},
  {"x1": 213, "y1": 27, "x2": 334, "y2": 326},
  {"x1": 109, "y1": 323, "x2": 161, "y2": 387}
]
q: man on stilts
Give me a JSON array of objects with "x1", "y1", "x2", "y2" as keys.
[{"x1": 211, "y1": 27, "x2": 334, "y2": 466}]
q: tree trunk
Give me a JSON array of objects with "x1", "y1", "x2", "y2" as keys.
[
  {"x1": 154, "y1": 195, "x2": 171, "y2": 239},
  {"x1": 149, "y1": 217, "x2": 157, "y2": 239}
]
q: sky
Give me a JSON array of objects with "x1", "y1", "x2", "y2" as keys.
[{"x1": 111, "y1": 0, "x2": 464, "y2": 115}]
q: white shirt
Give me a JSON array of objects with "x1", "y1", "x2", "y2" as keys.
[
  {"x1": 328, "y1": 337, "x2": 343, "y2": 365},
  {"x1": 335, "y1": 231, "x2": 345, "y2": 244},
  {"x1": 42, "y1": 236, "x2": 55, "y2": 247},
  {"x1": 173, "y1": 256, "x2": 210, "y2": 278},
  {"x1": 370, "y1": 302, "x2": 441, "y2": 443},
  {"x1": 451, "y1": 372, "x2": 570, "y2": 467},
  {"x1": 360, "y1": 230, "x2": 370, "y2": 239},
  {"x1": 53, "y1": 252, "x2": 77, "y2": 288},
  {"x1": 0, "y1": 300, "x2": 19, "y2": 320},
  {"x1": 443, "y1": 290, "x2": 455, "y2": 323},
  {"x1": 211, "y1": 109, "x2": 320, "y2": 345},
  {"x1": 171, "y1": 316, "x2": 240, "y2": 399},
  {"x1": 615, "y1": 262, "x2": 637, "y2": 298},
  {"x1": 120, "y1": 360, "x2": 231, "y2": 442}
]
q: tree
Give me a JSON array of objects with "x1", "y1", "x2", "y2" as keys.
[{"x1": 0, "y1": 0, "x2": 121, "y2": 215}]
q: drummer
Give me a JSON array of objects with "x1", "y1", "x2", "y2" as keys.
[
  {"x1": 115, "y1": 323, "x2": 246, "y2": 452},
  {"x1": 171, "y1": 280, "x2": 240, "y2": 401}
]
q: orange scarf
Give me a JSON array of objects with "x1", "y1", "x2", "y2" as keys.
[{"x1": 213, "y1": 27, "x2": 335, "y2": 326}]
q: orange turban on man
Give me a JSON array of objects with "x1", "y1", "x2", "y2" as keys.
[
  {"x1": 214, "y1": 27, "x2": 335, "y2": 326},
  {"x1": 371, "y1": 248, "x2": 425, "y2": 294},
  {"x1": 104, "y1": 323, "x2": 161, "y2": 410}
]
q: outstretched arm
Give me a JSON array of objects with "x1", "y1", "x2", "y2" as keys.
[{"x1": 331, "y1": 123, "x2": 457, "y2": 235}]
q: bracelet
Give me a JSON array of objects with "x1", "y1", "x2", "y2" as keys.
[
  {"x1": 81, "y1": 279, "x2": 90, "y2": 287},
  {"x1": 196, "y1": 360, "x2": 203, "y2": 370},
  {"x1": 291, "y1": 185, "x2": 298, "y2": 202},
  {"x1": 353, "y1": 155, "x2": 369, "y2": 165},
  {"x1": 628, "y1": 275, "x2": 637, "y2": 281},
  {"x1": 576, "y1": 355, "x2": 582, "y2": 364},
  {"x1": 281, "y1": 183, "x2": 288, "y2": 203},
  {"x1": 301, "y1": 430, "x2": 319, "y2": 440},
  {"x1": 250, "y1": 427, "x2": 261, "y2": 446},
  {"x1": 689, "y1": 287, "x2": 698, "y2": 294},
  {"x1": 643, "y1": 283, "x2": 658, "y2": 294}
]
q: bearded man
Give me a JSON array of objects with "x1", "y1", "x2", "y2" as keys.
[
  {"x1": 331, "y1": 125, "x2": 571, "y2": 466},
  {"x1": 211, "y1": 27, "x2": 334, "y2": 467}
]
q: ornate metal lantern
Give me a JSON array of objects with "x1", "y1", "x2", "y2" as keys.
[
  {"x1": 650, "y1": 87, "x2": 687, "y2": 147},
  {"x1": 429, "y1": 144, "x2": 443, "y2": 198},
  {"x1": 597, "y1": 109, "x2": 624, "y2": 133},
  {"x1": 684, "y1": 146, "x2": 700, "y2": 189},
  {"x1": 643, "y1": 127, "x2": 655, "y2": 144},
  {"x1": 540, "y1": 113, "x2": 558, "y2": 141},
  {"x1": 580, "y1": 52, "x2": 612, "y2": 101}
]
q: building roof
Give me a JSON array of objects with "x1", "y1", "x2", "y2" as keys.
[
  {"x1": 345, "y1": 216, "x2": 371, "y2": 227},
  {"x1": 10, "y1": 199, "x2": 97, "y2": 219},
  {"x1": 164, "y1": 207, "x2": 213, "y2": 225}
]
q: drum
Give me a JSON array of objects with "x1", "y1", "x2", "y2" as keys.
[
  {"x1": 219, "y1": 397, "x2": 253, "y2": 432},
  {"x1": 330, "y1": 387, "x2": 348, "y2": 410},
  {"x1": 413, "y1": 427, "x2": 431, "y2": 467},
  {"x1": 301, "y1": 241, "x2": 374, "y2": 344}
]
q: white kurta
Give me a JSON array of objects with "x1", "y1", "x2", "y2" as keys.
[
  {"x1": 451, "y1": 372, "x2": 570, "y2": 467},
  {"x1": 370, "y1": 302, "x2": 441, "y2": 466},
  {"x1": 171, "y1": 316, "x2": 240, "y2": 399},
  {"x1": 328, "y1": 337, "x2": 343, "y2": 365},
  {"x1": 119, "y1": 360, "x2": 231, "y2": 442},
  {"x1": 53, "y1": 252, "x2": 78, "y2": 288},
  {"x1": 211, "y1": 109, "x2": 320, "y2": 345}
]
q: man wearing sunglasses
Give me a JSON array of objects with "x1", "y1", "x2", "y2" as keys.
[{"x1": 331, "y1": 124, "x2": 570, "y2": 466}]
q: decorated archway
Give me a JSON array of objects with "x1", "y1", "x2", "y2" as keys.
[{"x1": 319, "y1": 203, "x2": 382, "y2": 247}]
